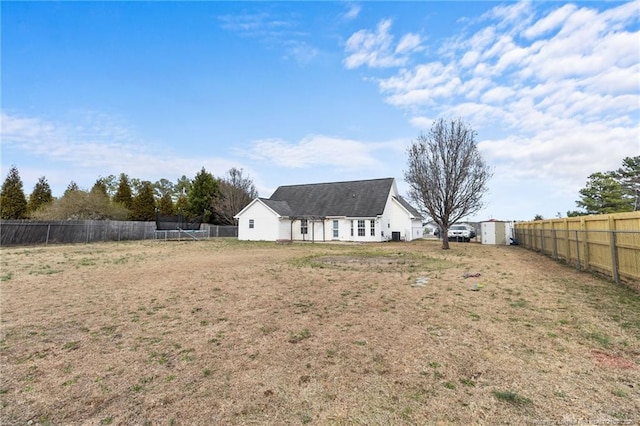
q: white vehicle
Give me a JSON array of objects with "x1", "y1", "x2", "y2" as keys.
[{"x1": 447, "y1": 224, "x2": 474, "y2": 242}]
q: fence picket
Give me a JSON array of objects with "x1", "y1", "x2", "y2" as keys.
[{"x1": 514, "y1": 212, "x2": 639, "y2": 287}]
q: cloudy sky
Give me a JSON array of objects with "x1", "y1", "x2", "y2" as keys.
[{"x1": 2, "y1": 1, "x2": 639, "y2": 221}]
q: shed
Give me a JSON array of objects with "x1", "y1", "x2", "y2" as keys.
[{"x1": 481, "y1": 220, "x2": 514, "y2": 245}]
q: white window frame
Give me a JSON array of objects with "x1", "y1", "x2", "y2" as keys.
[
  {"x1": 332, "y1": 220, "x2": 339, "y2": 238},
  {"x1": 249, "y1": 219, "x2": 254, "y2": 229},
  {"x1": 301, "y1": 219, "x2": 308, "y2": 235},
  {"x1": 370, "y1": 220, "x2": 375, "y2": 236},
  {"x1": 357, "y1": 220, "x2": 365, "y2": 237}
]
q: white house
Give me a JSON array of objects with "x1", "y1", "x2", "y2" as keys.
[{"x1": 234, "y1": 178, "x2": 423, "y2": 242}]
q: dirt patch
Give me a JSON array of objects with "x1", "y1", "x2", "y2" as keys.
[
  {"x1": 592, "y1": 351, "x2": 637, "y2": 370},
  {"x1": 1, "y1": 239, "x2": 639, "y2": 425}
]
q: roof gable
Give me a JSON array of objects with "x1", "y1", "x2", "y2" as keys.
[
  {"x1": 269, "y1": 178, "x2": 395, "y2": 217},
  {"x1": 394, "y1": 196, "x2": 423, "y2": 219}
]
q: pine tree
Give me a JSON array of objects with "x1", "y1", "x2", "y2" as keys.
[
  {"x1": 64, "y1": 181, "x2": 80, "y2": 196},
  {"x1": 575, "y1": 172, "x2": 633, "y2": 214},
  {"x1": 157, "y1": 192, "x2": 174, "y2": 215},
  {"x1": 131, "y1": 181, "x2": 156, "y2": 221},
  {"x1": 187, "y1": 167, "x2": 220, "y2": 223},
  {"x1": 1, "y1": 166, "x2": 28, "y2": 219},
  {"x1": 91, "y1": 177, "x2": 109, "y2": 198},
  {"x1": 612, "y1": 156, "x2": 640, "y2": 210},
  {"x1": 27, "y1": 176, "x2": 54, "y2": 215},
  {"x1": 113, "y1": 173, "x2": 133, "y2": 211}
]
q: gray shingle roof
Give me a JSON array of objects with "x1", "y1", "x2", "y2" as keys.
[{"x1": 267, "y1": 178, "x2": 395, "y2": 218}]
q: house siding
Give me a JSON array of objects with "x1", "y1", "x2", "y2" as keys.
[{"x1": 237, "y1": 201, "x2": 282, "y2": 241}]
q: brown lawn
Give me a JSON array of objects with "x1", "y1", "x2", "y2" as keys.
[{"x1": 1, "y1": 239, "x2": 638, "y2": 425}]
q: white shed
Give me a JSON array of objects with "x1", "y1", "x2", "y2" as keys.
[{"x1": 481, "y1": 220, "x2": 514, "y2": 245}]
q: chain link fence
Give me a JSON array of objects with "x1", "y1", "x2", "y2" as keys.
[{"x1": 0, "y1": 220, "x2": 238, "y2": 247}]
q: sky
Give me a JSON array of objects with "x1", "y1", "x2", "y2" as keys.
[{"x1": 1, "y1": 0, "x2": 639, "y2": 222}]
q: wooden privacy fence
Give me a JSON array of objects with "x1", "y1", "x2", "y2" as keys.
[
  {"x1": 513, "y1": 212, "x2": 640, "y2": 287},
  {"x1": 0, "y1": 220, "x2": 238, "y2": 247}
]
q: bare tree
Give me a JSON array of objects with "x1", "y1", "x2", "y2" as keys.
[
  {"x1": 213, "y1": 168, "x2": 258, "y2": 225},
  {"x1": 405, "y1": 118, "x2": 492, "y2": 249}
]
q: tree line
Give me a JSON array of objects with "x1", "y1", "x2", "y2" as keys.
[{"x1": 0, "y1": 166, "x2": 258, "y2": 225}]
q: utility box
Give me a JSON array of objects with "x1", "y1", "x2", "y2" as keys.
[{"x1": 481, "y1": 221, "x2": 513, "y2": 245}]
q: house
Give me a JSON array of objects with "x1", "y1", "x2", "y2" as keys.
[{"x1": 234, "y1": 177, "x2": 423, "y2": 242}]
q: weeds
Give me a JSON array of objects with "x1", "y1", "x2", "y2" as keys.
[
  {"x1": 586, "y1": 331, "x2": 610, "y2": 348},
  {"x1": 288, "y1": 329, "x2": 311, "y2": 343},
  {"x1": 493, "y1": 390, "x2": 532, "y2": 406}
]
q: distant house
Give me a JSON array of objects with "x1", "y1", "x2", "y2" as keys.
[{"x1": 234, "y1": 177, "x2": 423, "y2": 242}]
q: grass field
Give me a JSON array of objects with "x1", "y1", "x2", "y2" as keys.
[{"x1": 1, "y1": 238, "x2": 638, "y2": 425}]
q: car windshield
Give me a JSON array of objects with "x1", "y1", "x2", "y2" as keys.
[{"x1": 451, "y1": 225, "x2": 466, "y2": 230}]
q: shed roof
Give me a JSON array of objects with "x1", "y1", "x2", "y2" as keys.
[{"x1": 268, "y1": 177, "x2": 395, "y2": 218}]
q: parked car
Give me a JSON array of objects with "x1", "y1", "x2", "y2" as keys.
[{"x1": 447, "y1": 224, "x2": 474, "y2": 242}]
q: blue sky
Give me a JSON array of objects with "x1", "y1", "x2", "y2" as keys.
[{"x1": 2, "y1": 1, "x2": 639, "y2": 221}]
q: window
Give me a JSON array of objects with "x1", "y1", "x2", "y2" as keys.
[
  {"x1": 357, "y1": 220, "x2": 365, "y2": 237},
  {"x1": 333, "y1": 220, "x2": 339, "y2": 239},
  {"x1": 249, "y1": 219, "x2": 254, "y2": 229},
  {"x1": 301, "y1": 219, "x2": 308, "y2": 234},
  {"x1": 370, "y1": 220, "x2": 375, "y2": 236},
  {"x1": 350, "y1": 221, "x2": 354, "y2": 237}
]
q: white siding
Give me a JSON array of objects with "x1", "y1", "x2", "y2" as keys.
[
  {"x1": 384, "y1": 193, "x2": 422, "y2": 242},
  {"x1": 481, "y1": 221, "x2": 513, "y2": 245},
  {"x1": 237, "y1": 201, "x2": 282, "y2": 241}
]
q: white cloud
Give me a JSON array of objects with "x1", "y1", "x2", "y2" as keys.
[
  {"x1": 0, "y1": 111, "x2": 240, "y2": 194},
  {"x1": 219, "y1": 11, "x2": 317, "y2": 65},
  {"x1": 345, "y1": 0, "x2": 639, "y2": 218},
  {"x1": 249, "y1": 135, "x2": 391, "y2": 169},
  {"x1": 524, "y1": 3, "x2": 577, "y2": 39},
  {"x1": 343, "y1": 19, "x2": 422, "y2": 69},
  {"x1": 342, "y1": 3, "x2": 361, "y2": 20},
  {"x1": 395, "y1": 33, "x2": 422, "y2": 54},
  {"x1": 283, "y1": 40, "x2": 319, "y2": 65}
]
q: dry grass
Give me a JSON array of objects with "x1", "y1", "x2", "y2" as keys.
[{"x1": 0, "y1": 238, "x2": 638, "y2": 425}]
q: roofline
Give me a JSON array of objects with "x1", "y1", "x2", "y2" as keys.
[
  {"x1": 233, "y1": 198, "x2": 284, "y2": 219},
  {"x1": 273, "y1": 177, "x2": 394, "y2": 190}
]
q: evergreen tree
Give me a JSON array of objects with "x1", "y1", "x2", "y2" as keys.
[
  {"x1": 1, "y1": 166, "x2": 28, "y2": 219},
  {"x1": 187, "y1": 167, "x2": 220, "y2": 223},
  {"x1": 27, "y1": 176, "x2": 54, "y2": 215},
  {"x1": 575, "y1": 172, "x2": 633, "y2": 215},
  {"x1": 64, "y1": 181, "x2": 80, "y2": 197},
  {"x1": 175, "y1": 194, "x2": 189, "y2": 216},
  {"x1": 131, "y1": 181, "x2": 156, "y2": 221},
  {"x1": 113, "y1": 173, "x2": 133, "y2": 211},
  {"x1": 91, "y1": 177, "x2": 109, "y2": 198},
  {"x1": 612, "y1": 156, "x2": 640, "y2": 210},
  {"x1": 157, "y1": 192, "x2": 174, "y2": 216}
]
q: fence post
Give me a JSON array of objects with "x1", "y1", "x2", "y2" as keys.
[
  {"x1": 45, "y1": 224, "x2": 51, "y2": 245},
  {"x1": 540, "y1": 229, "x2": 545, "y2": 253},
  {"x1": 575, "y1": 230, "x2": 581, "y2": 271},
  {"x1": 581, "y1": 217, "x2": 589, "y2": 271},
  {"x1": 552, "y1": 229, "x2": 558, "y2": 259},
  {"x1": 610, "y1": 231, "x2": 620, "y2": 284}
]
